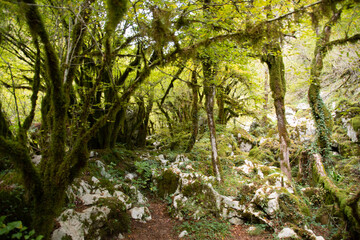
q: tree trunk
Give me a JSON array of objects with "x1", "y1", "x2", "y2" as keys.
[
  {"x1": 308, "y1": 11, "x2": 341, "y2": 157},
  {"x1": 312, "y1": 153, "x2": 360, "y2": 237},
  {"x1": 216, "y1": 86, "x2": 226, "y2": 125},
  {"x1": 186, "y1": 70, "x2": 199, "y2": 152},
  {"x1": 202, "y1": 58, "x2": 222, "y2": 183},
  {"x1": 136, "y1": 96, "x2": 153, "y2": 147},
  {"x1": 263, "y1": 43, "x2": 292, "y2": 181}
]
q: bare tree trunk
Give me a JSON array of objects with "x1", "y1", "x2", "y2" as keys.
[
  {"x1": 202, "y1": 58, "x2": 222, "y2": 183},
  {"x1": 262, "y1": 43, "x2": 292, "y2": 181}
]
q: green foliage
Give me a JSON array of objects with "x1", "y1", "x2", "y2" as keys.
[
  {"x1": 0, "y1": 187, "x2": 31, "y2": 228},
  {"x1": 134, "y1": 159, "x2": 159, "y2": 191},
  {"x1": 175, "y1": 217, "x2": 231, "y2": 240},
  {"x1": 0, "y1": 216, "x2": 43, "y2": 240}
]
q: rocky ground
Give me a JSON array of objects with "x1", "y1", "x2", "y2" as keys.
[{"x1": 124, "y1": 196, "x2": 273, "y2": 240}]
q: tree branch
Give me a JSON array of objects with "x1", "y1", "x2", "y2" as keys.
[{"x1": 326, "y1": 33, "x2": 360, "y2": 48}]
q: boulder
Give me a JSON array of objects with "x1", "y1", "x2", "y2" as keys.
[{"x1": 278, "y1": 228, "x2": 299, "y2": 239}]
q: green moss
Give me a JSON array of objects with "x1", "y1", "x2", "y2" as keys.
[
  {"x1": 249, "y1": 144, "x2": 277, "y2": 165},
  {"x1": 351, "y1": 116, "x2": 360, "y2": 132},
  {"x1": 236, "y1": 183, "x2": 257, "y2": 205},
  {"x1": 157, "y1": 169, "x2": 179, "y2": 198},
  {"x1": 86, "y1": 198, "x2": 130, "y2": 239},
  {"x1": 277, "y1": 191, "x2": 309, "y2": 225}
]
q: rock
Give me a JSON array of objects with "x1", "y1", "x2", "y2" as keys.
[
  {"x1": 52, "y1": 206, "x2": 110, "y2": 240},
  {"x1": 266, "y1": 192, "x2": 279, "y2": 217},
  {"x1": 118, "y1": 233, "x2": 125, "y2": 239},
  {"x1": 129, "y1": 186, "x2": 147, "y2": 205},
  {"x1": 31, "y1": 155, "x2": 41, "y2": 165},
  {"x1": 89, "y1": 151, "x2": 97, "y2": 158},
  {"x1": 129, "y1": 206, "x2": 151, "y2": 222},
  {"x1": 175, "y1": 154, "x2": 190, "y2": 163},
  {"x1": 96, "y1": 160, "x2": 111, "y2": 178},
  {"x1": 229, "y1": 217, "x2": 243, "y2": 225},
  {"x1": 278, "y1": 228, "x2": 299, "y2": 239},
  {"x1": 125, "y1": 173, "x2": 137, "y2": 181},
  {"x1": 81, "y1": 190, "x2": 112, "y2": 205},
  {"x1": 91, "y1": 176, "x2": 100, "y2": 184},
  {"x1": 240, "y1": 142, "x2": 252, "y2": 152},
  {"x1": 346, "y1": 120, "x2": 359, "y2": 142},
  {"x1": 179, "y1": 230, "x2": 188, "y2": 238},
  {"x1": 157, "y1": 154, "x2": 168, "y2": 165}
]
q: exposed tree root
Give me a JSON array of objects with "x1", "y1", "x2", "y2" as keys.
[{"x1": 312, "y1": 153, "x2": 360, "y2": 238}]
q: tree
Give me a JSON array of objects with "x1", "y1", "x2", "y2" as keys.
[
  {"x1": 308, "y1": 0, "x2": 360, "y2": 157},
  {"x1": 262, "y1": 42, "x2": 292, "y2": 181},
  {"x1": 0, "y1": 0, "x2": 129, "y2": 237}
]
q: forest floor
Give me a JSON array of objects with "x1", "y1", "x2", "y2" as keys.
[{"x1": 123, "y1": 195, "x2": 273, "y2": 240}]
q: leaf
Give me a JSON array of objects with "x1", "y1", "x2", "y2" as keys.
[
  {"x1": 8, "y1": 221, "x2": 22, "y2": 229},
  {"x1": 11, "y1": 232, "x2": 22, "y2": 239}
]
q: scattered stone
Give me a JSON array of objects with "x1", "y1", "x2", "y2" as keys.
[
  {"x1": 129, "y1": 206, "x2": 152, "y2": 222},
  {"x1": 178, "y1": 230, "x2": 188, "y2": 238},
  {"x1": 91, "y1": 176, "x2": 100, "y2": 184},
  {"x1": 89, "y1": 151, "x2": 97, "y2": 158},
  {"x1": 96, "y1": 160, "x2": 111, "y2": 178},
  {"x1": 278, "y1": 228, "x2": 299, "y2": 239},
  {"x1": 229, "y1": 217, "x2": 243, "y2": 225},
  {"x1": 125, "y1": 173, "x2": 137, "y2": 181},
  {"x1": 31, "y1": 155, "x2": 41, "y2": 165},
  {"x1": 157, "y1": 154, "x2": 168, "y2": 165}
]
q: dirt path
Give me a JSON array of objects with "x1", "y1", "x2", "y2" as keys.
[
  {"x1": 123, "y1": 196, "x2": 273, "y2": 240},
  {"x1": 124, "y1": 197, "x2": 179, "y2": 240}
]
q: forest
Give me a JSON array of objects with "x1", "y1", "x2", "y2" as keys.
[{"x1": 0, "y1": 0, "x2": 359, "y2": 239}]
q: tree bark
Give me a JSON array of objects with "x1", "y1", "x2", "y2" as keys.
[
  {"x1": 312, "y1": 153, "x2": 360, "y2": 237},
  {"x1": 202, "y1": 58, "x2": 222, "y2": 183},
  {"x1": 308, "y1": 10, "x2": 341, "y2": 157},
  {"x1": 186, "y1": 70, "x2": 199, "y2": 152},
  {"x1": 136, "y1": 96, "x2": 154, "y2": 147},
  {"x1": 262, "y1": 43, "x2": 292, "y2": 181}
]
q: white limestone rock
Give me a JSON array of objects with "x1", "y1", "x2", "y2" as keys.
[
  {"x1": 229, "y1": 217, "x2": 243, "y2": 225},
  {"x1": 95, "y1": 160, "x2": 111, "y2": 179},
  {"x1": 278, "y1": 228, "x2": 299, "y2": 239},
  {"x1": 239, "y1": 142, "x2": 252, "y2": 152},
  {"x1": 179, "y1": 230, "x2": 188, "y2": 238},
  {"x1": 31, "y1": 155, "x2": 41, "y2": 166},
  {"x1": 129, "y1": 206, "x2": 151, "y2": 222},
  {"x1": 157, "y1": 154, "x2": 168, "y2": 165},
  {"x1": 52, "y1": 206, "x2": 110, "y2": 240},
  {"x1": 125, "y1": 173, "x2": 137, "y2": 181}
]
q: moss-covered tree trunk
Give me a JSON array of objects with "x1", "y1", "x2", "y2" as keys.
[
  {"x1": 0, "y1": 102, "x2": 12, "y2": 138},
  {"x1": 262, "y1": 43, "x2": 292, "y2": 181},
  {"x1": 311, "y1": 153, "x2": 360, "y2": 237},
  {"x1": 136, "y1": 96, "x2": 153, "y2": 147},
  {"x1": 308, "y1": 11, "x2": 340, "y2": 157},
  {"x1": 202, "y1": 58, "x2": 222, "y2": 183},
  {"x1": 0, "y1": 1, "x2": 128, "y2": 238},
  {"x1": 186, "y1": 70, "x2": 199, "y2": 152},
  {"x1": 216, "y1": 86, "x2": 226, "y2": 125}
]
